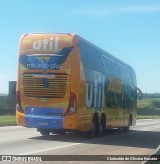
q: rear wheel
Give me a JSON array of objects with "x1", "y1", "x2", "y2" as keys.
[
  {"x1": 91, "y1": 122, "x2": 97, "y2": 137},
  {"x1": 91, "y1": 121, "x2": 100, "y2": 137},
  {"x1": 38, "y1": 129, "x2": 50, "y2": 136},
  {"x1": 91, "y1": 113, "x2": 99, "y2": 137},
  {"x1": 99, "y1": 115, "x2": 106, "y2": 136},
  {"x1": 51, "y1": 130, "x2": 66, "y2": 135}
]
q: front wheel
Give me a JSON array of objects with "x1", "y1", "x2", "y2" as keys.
[{"x1": 123, "y1": 115, "x2": 132, "y2": 131}]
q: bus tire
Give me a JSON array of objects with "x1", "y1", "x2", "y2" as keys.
[
  {"x1": 123, "y1": 125, "x2": 129, "y2": 131},
  {"x1": 91, "y1": 113, "x2": 99, "y2": 137},
  {"x1": 99, "y1": 114, "x2": 106, "y2": 136},
  {"x1": 38, "y1": 129, "x2": 50, "y2": 136},
  {"x1": 123, "y1": 115, "x2": 132, "y2": 131},
  {"x1": 91, "y1": 121, "x2": 97, "y2": 137}
]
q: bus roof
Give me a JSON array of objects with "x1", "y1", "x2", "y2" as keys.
[{"x1": 21, "y1": 32, "x2": 135, "y2": 72}]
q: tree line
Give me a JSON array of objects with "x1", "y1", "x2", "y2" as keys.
[{"x1": 143, "y1": 93, "x2": 160, "y2": 98}]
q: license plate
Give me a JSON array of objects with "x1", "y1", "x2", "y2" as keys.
[{"x1": 38, "y1": 122, "x2": 48, "y2": 126}]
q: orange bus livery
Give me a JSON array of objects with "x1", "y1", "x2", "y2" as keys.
[{"x1": 16, "y1": 33, "x2": 142, "y2": 136}]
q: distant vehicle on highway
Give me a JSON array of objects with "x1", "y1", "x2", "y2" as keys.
[{"x1": 16, "y1": 33, "x2": 142, "y2": 136}]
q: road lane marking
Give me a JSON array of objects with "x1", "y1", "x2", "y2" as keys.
[
  {"x1": 19, "y1": 131, "x2": 139, "y2": 155},
  {"x1": 18, "y1": 123, "x2": 160, "y2": 155},
  {"x1": 19, "y1": 142, "x2": 84, "y2": 155}
]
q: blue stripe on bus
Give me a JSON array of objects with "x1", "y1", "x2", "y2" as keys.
[
  {"x1": 24, "y1": 107, "x2": 63, "y2": 129},
  {"x1": 25, "y1": 107, "x2": 63, "y2": 116}
]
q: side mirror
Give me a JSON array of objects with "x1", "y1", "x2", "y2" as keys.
[{"x1": 136, "y1": 87, "x2": 143, "y2": 100}]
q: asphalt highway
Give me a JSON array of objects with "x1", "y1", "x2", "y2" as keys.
[{"x1": 1, "y1": 119, "x2": 160, "y2": 164}]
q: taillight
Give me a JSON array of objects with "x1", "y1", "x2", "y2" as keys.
[
  {"x1": 16, "y1": 91, "x2": 24, "y2": 113},
  {"x1": 64, "y1": 92, "x2": 77, "y2": 116}
]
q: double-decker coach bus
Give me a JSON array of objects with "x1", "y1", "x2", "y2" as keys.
[{"x1": 16, "y1": 33, "x2": 142, "y2": 136}]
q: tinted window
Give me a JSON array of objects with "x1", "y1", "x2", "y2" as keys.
[
  {"x1": 79, "y1": 39, "x2": 133, "y2": 84},
  {"x1": 123, "y1": 66, "x2": 133, "y2": 85},
  {"x1": 78, "y1": 39, "x2": 106, "y2": 74},
  {"x1": 132, "y1": 70, "x2": 137, "y2": 86},
  {"x1": 103, "y1": 56, "x2": 122, "y2": 80}
]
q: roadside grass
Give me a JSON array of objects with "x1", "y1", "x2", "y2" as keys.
[
  {"x1": 137, "y1": 98, "x2": 160, "y2": 110},
  {"x1": 0, "y1": 114, "x2": 160, "y2": 126},
  {"x1": 137, "y1": 115, "x2": 160, "y2": 119},
  {"x1": 0, "y1": 115, "x2": 16, "y2": 126},
  {"x1": 137, "y1": 98, "x2": 160, "y2": 117},
  {"x1": 0, "y1": 97, "x2": 160, "y2": 126}
]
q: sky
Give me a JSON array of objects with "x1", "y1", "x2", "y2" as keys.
[{"x1": 0, "y1": 0, "x2": 160, "y2": 94}]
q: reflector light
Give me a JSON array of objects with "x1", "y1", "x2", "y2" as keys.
[
  {"x1": 16, "y1": 91, "x2": 24, "y2": 113},
  {"x1": 64, "y1": 92, "x2": 77, "y2": 115}
]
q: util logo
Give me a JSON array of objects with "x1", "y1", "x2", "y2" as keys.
[
  {"x1": 33, "y1": 37, "x2": 59, "y2": 50},
  {"x1": 85, "y1": 75, "x2": 105, "y2": 108}
]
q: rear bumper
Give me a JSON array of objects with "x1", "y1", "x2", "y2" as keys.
[
  {"x1": 17, "y1": 107, "x2": 64, "y2": 130},
  {"x1": 25, "y1": 115, "x2": 63, "y2": 129}
]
